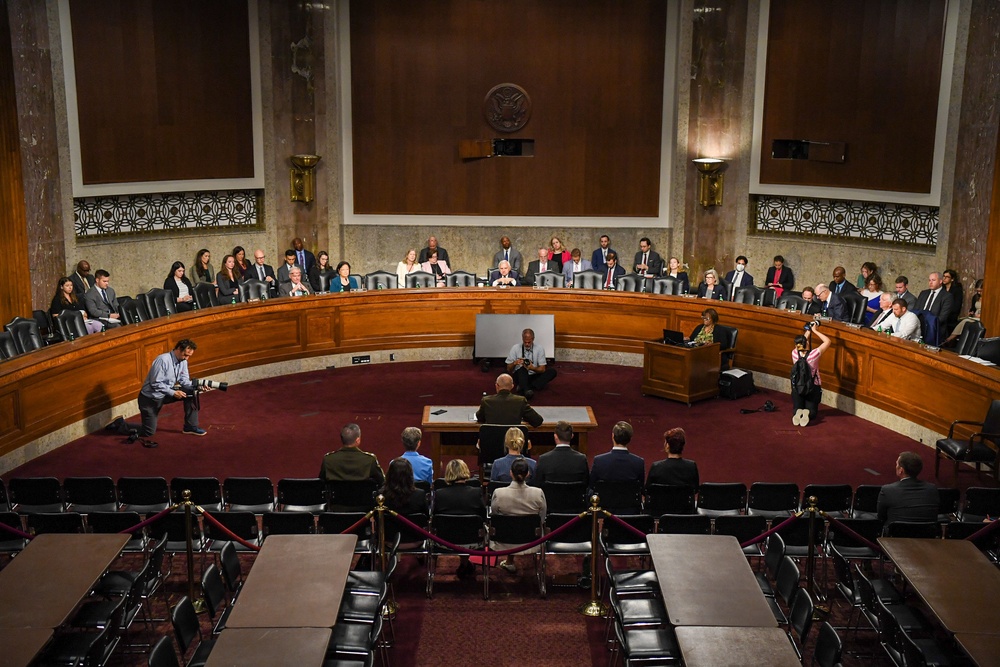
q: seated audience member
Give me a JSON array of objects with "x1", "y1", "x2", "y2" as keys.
[
  {"x1": 856, "y1": 261, "x2": 878, "y2": 289},
  {"x1": 829, "y1": 265, "x2": 857, "y2": 296},
  {"x1": 696, "y1": 269, "x2": 726, "y2": 300},
  {"x1": 523, "y1": 247, "x2": 554, "y2": 286},
  {"x1": 433, "y1": 459, "x2": 486, "y2": 577},
  {"x1": 420, "y1": 250, "x2": 451, "y2": 286},
  {"x1": 163, "y1": 261, "x2": 195, "y2": 312},
  {"x1": 216, "y1": 254, "x2": 242, "y2": 303},
  {"x1": 493, "y1": 236, "x2": 523, "y2": 275},
  {"x1": 476, "y1": 373, "x2": 543, "y2": 426},
  {"x1": 859, "y1": 274, "x2": 885, "y2": 325},
  {"x1": 590, "y1": 421, "x2": 645, "y2": 486},
  {"x1": 490, "y1": 427, "x2": 537, "y2": 483},
  {"x1": 192, "y1": 249, "x2": 215, "y2": 285},
  {"x1": 330, "y1": 261, "x2": 359, "y2": 293},
  {"x1": 868, "y1": 292, "x2": 896, "y2": 330},
  {"x1": 876, "y1": 451, "x2": 939, "y2": 528},
  {"x1": 632, "y1": 237, "x2": 664, "y2": 277},
  {"x1": 419, "y1": 235, "x2": 450, "y2": 265},
  {"x1": 944, "y1": 278, "x2": 983, "y2": 346},
  {"x1": 491, "y1": 457, "x2": 546, "y2": 573},
  {"x1": 69, "y1": 260, "x2": 95, "y2": 296},
  {"x1": 232, "y1": 246, "x2": 250, "y2": 279},
  {"x1": 83, "y1": 269, "x2": 122, "y2": 327},
  {"x1": 562, "y1": 248, "x2": 592, "y2": 287},
  {"x1": 941, "y1": 269, "x2": 964, "y2": 333},
  {"x1": 277, "y1": 249, "x2": 299, "y2": 286},
  {"x1": 505, "y1": 328, "x2": 557, "y2": 399},
  {"x1": 278, "y1": 266, "x2": 311, "y2": 297},
  {"x1": 50, "y1": 277, "x2": 102, "y2": 334},
  {"x1": 548, "y1": 236, "x2": 571, "y2": 271},
  {"x1": 591, "y1": 234, "x2": 615, "y2": 269},
  {"x1": 381, "y1": 457, "x2": 429, "y2": 516},
  {"x1": 895, "y1": 276, "x2": 917, "y2": 310},
  {"x1": 292, "y1": 237, "x2": 316, "y2": 275},
  {"x1": 813, "y1": 283, "x2": 848, "y2": 321},
  {"x1": 601, "y1": 251, "x2": 626, "y2": 289},
  {"x1": 887, "y1": 298, "x2": 921, "y2": 341},
  {"x1": 646, "y1": 427, "x2": 699, "y2": 489},
  {"x1": 764, "y1": 255, "x2": 794, "y2": 298},
  {"x1": 400, "y1": 427, "x2": 433, "y2": 485},
  {"x1": 723, "y1": 255, "x2": 753, "y2": 300},
  {"x1": 319, "y1": 423, "x2": 385, "y2": 485},
  {"x1": 914, "y1": 272, "x2": 955, "y2": 338},
  {"x1": 248, "y1": 249, "x2": 277, "y2": 296},
  {"x1": 686, "y1": 308, "x2": 723, "y2": 346},
  {"x1": 665, "y1": 256, "x2": 690, "y2": 293},
  {"x1": 532, "y1": 421, "x2": 589, "y2": 486},
  {"x1": 490, "y1": 260, "x2": 520, "y2": 287},
  {"x1": 309, "y1": 251, "x2": 335, "y2": 293},
  {"x1": 395, "y1": 249, "x2": 422, "y2": 286},
  {"x1": 800, "y1": 286, "x2": 822, "y2": 315}
]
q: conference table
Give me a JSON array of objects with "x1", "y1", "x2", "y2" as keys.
[
  {"x1": 955, "y1": 633, "x2": 1000, "y2": 667},
  {"x1": 205, "y1": 628, "x2": 332, "y2": 667},
  {"x1": 674, "y1": 626, "x2": 800, "y2": 667},
  {"x1": 225, "y1": 534, "x2": 357, "y2": 629},
  {"x1": 0, "y1": 628, "x2": 54, "y2": 667},
  {"x1": 420, "y1": 404, "x2": 597, "y2": 472}
]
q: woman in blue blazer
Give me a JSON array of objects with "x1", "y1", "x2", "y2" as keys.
[{"x1": 330, "y1": 261, "x2": 360, "y2": 293}]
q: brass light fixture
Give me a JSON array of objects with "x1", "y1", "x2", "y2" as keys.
[
  {"x1": 290, "y1": 154, "x2": 321, "y2": 203},
  {"x1": 693, "y1": 158, "x2": 726, "y2": 207}
]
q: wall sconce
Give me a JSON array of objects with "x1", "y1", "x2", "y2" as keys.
[
  {"x1": 693, "y1": 158, "x2": 726, "y2": 207},
  {"x1": 290, "y1": 154, "x2": 321, "y2": 203}
]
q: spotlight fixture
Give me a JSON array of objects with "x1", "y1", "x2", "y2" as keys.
[{"x1": 693, "y1": 158, "x2": 726, "y2": 207}]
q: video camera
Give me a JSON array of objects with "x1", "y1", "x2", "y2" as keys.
[{"x1": 191, "y1": 378, "x2": 229, "y2": 392}]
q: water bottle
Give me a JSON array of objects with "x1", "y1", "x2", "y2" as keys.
[
  {"x1": 261, "y1": 292, "x2": 267, "y2": 301},
  {"x1": 192, "y1": 298, "x2": 199, "y2": 311},
  {"x1": 68, "y1": 331, "x2": 75, "y2": 341},
  {"x1": 377, "y1": 282, "x2": 384, "y2": 290},
  {"x1": 876, "y1": 326, "x2": 882, "y2": 334},
  {"x1": 231, "y1": 295, "x2": 237, "y2": 305}
]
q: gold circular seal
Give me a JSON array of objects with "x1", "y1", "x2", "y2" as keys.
[{"x1": 484, "y1": 83, "x2": 531, "y2": 133}]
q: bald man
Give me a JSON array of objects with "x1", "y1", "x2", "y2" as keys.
[{"x1": 476, "y1": 373, "x2": 543, "y2": 427}]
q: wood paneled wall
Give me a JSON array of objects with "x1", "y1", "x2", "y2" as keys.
[
  {"x1": 0, "y1": 0, "x2": 32, "y2": 324},
  {"x1": 349, "y1": 0, "x2": 667, "y2": 216},
  {"x1": 68, "y1": 0, "x2": 254, "y2": 184},
  {"x1": 759, "y1": 0, "x2": 947, "y2": 193}
]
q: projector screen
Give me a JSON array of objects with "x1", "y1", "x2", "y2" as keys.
[{"x1": 474, "y1": 314, "x2": 555, "y2": 359}]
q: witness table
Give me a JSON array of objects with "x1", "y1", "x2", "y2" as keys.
[
  {"x1": 648, "y1": 534, "x2": 776, "y2": 627},
  {"x1": 879, "y1": 538, "x2": 1000, "y2": 636},
  {"x1": 955, "y1": 633, "x2": 1000, "y2": 667},
  {"x1": 225, "y1": 534, "x2": 357, "y2": 629},
  {"x1": 205, "y1": 628, "x2": 332, "y2": 667},
  {"x1": 0, "y1": 628, "x2": 53, "y2": 667},
  {"x1": 0, "y1": 533, "x2": 129, "y2": 629},
  {"x1": 641, "y1": 341, "x2": 722, "y2": 404},
  {"x1": 675, "y1": 626, "x2": 800, "y2": 667},
  {"x1": 421, "y1": 404, "x2": 597, "y2": 471}
]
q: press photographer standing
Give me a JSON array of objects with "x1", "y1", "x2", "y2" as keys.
[{"x1": 790, "y1": 321, "x2": 831, "y2": 427}]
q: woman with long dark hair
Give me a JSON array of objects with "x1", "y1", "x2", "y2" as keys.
[
  {"x1": 309, "y1": 251, "x2": 335, "y2": 292},
  {"x1": 163, "y1": 261, "x2": 195, "y2": 312},
  {"x1": 192, "y1": 248, "x2": 215, "y2": 284},
  {"x1": 330, "y1": 261, "x2": 359, "y2": 293},
  {"x1": 381, "y1": 458, "x2": 429, "y2": 515},
  {"x1": 217, "y1": 254, "x2": 242, "y2": 303},
  {"x1": 49, "y1": 277, "x2": 102, "y2": 334},
  {"x1": 232, "y1": 246, "x2": 250, "y2": 279}
]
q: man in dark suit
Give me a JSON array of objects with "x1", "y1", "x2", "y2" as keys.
[
  {"x1": 522, "y1": 248, "x2": 555, "y2": 286},
  {"x1": 419, "y1": 236, "x2": 450, "y2": 265},
  {"x1": 799, "y1": 287, "x2": 822, "y2": 316},
  {"x1": 828, "y1": 266, "x2": 857, "y2": 295},
  {"x1": 489, "y1": 260, "x2": 520, "y2": 286},
  {"x1": 533, "y1": 421, "x2": 589, "y2": 486},
  {"x1": 876, "y1": 451, "x2": 939, "y2": 528},
  {"x1": 590, "y1": 421, "x2": 645, "y2": 485},
  {"x1": 632, "y1": 237, "x2": 664, "y2": 277},
  {"x1": 249, "y1": 249, "x2": 278, "y2": 297},
  {"x1": 276, "y1": 249, "x2": 301, "y2": 286},
  {"x1": 292, "y1": 238, "x2": 315, "y2": 276},
  {"x1": 69, "y1": 260, "x2": 95, "y2": 297},
  {"x1": 894, "y1": 276, "x2": 917, "y2": 310},
  {"x1": 723, "y1": 255, "x2": 754, "y2": 300},
  {"x1": 868, "y1": 293, "x2": 895, "y2": 330},
  {"x1": 601, "y1": 251, "x2": 626, "y2": 289},
  {"x1": 814, "y1": 283, "x2": 848, "y2": 321},
  {"x1": 475, "y1": 373, "x2": 543, "y2": 427},
  {"x1": 492, "y1": 236, "x2": 523, "y2": 275},
  {"x1": 590, "y1": 234, "x2": 616, "y2": 269},
  {"x1": 913, "y1": 272, "x2": 955, "y2": 330},
  {"x1": 83, "y1": 269, "x2": 122, "y2": 327}
]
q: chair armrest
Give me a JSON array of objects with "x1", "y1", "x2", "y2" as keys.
[
  {"x1": 970, "y1": 431, "x2": 1000, "y2": 446},
  {"x1": 947, "y1": 419, "x2": 986, "y2": 439}
]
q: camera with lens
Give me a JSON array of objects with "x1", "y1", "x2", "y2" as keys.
[{"x1": 191, "y1": 378, "x2": 228, "y2": 392}]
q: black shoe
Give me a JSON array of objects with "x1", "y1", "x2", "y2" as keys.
[
  {"x1": 141, "y1": 439, "x2": 158, "y2": 449},
  {"x1": 105, "y1": 416, "x2": 125, "y2": 432},
  {"x1": 524, "y1": 389, "x2": 535, "y2": 399}
]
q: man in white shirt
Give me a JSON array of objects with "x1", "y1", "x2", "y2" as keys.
[
  {"x1": 887, "y1": 298, "x2": 921, "y2": 341},
  {"x1": 869, "y1": 293, "x2": 896, "y2": 330},
  {"x1": 505, "y1": 328, "x2": 557, "y2": 399},
  {"x1": 562, "y1": 248, "x2": 592, "y2": 286}
]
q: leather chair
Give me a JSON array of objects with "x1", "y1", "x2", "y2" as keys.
[
  {"x1": 842, "y1": 291, "x2": 866, "y2": 324},
  {"x1": 650, "y1": 277, "x2": 682, "y2": 295},
  {"x1": 55, "y1": 309, "x2": 89, "y2": 340},
  {"x1": 405, "y1": 271, "x2": 435, "y2": 288},
  {"x1": 446, "y1": 271, "x2": 476, "y2": 287},
  {"x1": 119, "y1": 298, "x2": 149, "y2": 324},
  {"x1": 643, "y1": 484, "x2": 695, "y2": 516},
  {"x1": 935, "y1": 399, "x2": 1000, "y2": 480},
  {"x1": 364, "y1": 271, "x2": 398, "y2": 290},
  {"x1": 534, "y1": 271, "x2": 565, "y2": 288},
  {"x1": 33, "y1": 309, "x2": 57, "y2": 342},
  {"x1": 615, "y1": 274, "x2": 643, "y2": 292},
  {"x1": 733, "y1": 286, "x2": 757, "y2": 304},
  {"x1": 571, "y1": 269, "x2": 603, "y2": 289},
  {"x1": 955, "y1": 320, "x2": 985, "y2": 356},
  {"x1": 696, "y1": 482, "x2": 747, "y2": 516},
  {"x1": 4, "y1": 316, "x2": 44, "y2": 354},
  {"x1": 976, "y1": 336, "x2": 1000, "y2": 364},
  {"x1": 241, "y1": 278, "x2": 269, "y2": 301},
  {"x1": 192, "y1": 282, "x2": 219, "y2": 309},
  {"x1": 276, "y1": 478, "x2": 326, "y2": 512},
  {"x1": 776, "y1": 294, "x2": 807, "y2": 313},
  {"x1": 0, "y1": 331, "x2": 18, "y2": 359},
  {"x1": 757, "y1": 287, "x2": 778, "y2": 307},
  {"x1": 747, "y1": 482, "x2": 800, "y2": 519},
  {"x1": 145, "y1": 288, "x2": 177, "y2": 317},
  {"x1": 714, "y1": 324, "x2": 738, "y2": 369}
]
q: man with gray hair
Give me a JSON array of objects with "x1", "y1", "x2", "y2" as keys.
[
  {"x1": 319, "y1": 423, "x2": 384, "y2": 485},
  {"x1": 400, "y1": 426, "x2": 433, "y2": 485},
  {"x1": 505, "y1": 328, "x2": 557, "y2": 399}
]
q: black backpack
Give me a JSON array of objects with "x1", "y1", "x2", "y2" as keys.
[{"x1": 791, "y1": 351, "x2": 816, "y2": 396}]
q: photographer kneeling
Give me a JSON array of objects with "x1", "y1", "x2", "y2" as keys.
[{"x1": 791, "y1": 320, "x2": 831, "y2": 427}]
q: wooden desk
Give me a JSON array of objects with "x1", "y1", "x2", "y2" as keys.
[
  {"x1": 955, "y1": 633, "x2": 1000, "y2": 667},
  {"x1": 879, "y1": 538, "x2": 1000, "y2": 635},
  {"x1": 648, "y1": 534, "x2": 776, "y2": 627},
  {"x1": 205, "y1": 628, "x2": 332, "y2": 667},
  {"x1": 421, "y1": 404, "x2": 597, "y2": 473},
  {"x1": 675, "y1": 626, "x2": 800, "y2": 667},
  {"x1": 0, "y1": 628, "x2": 53, "y2": 667},
  {"x1": 225, "y1": 534, "x2": 356, "y2": 629},
  {"x1": 641, "y1": 341, "x2": 721, "y2": 404},
  {"x1": 0, "y1": 534, "x2": 128, "y2": 629}
]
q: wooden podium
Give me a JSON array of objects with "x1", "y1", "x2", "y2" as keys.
[{"x1": 640, "y1": 341, "x2": 721, "y2": 404}]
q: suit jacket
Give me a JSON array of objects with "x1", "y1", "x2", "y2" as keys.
[
  {"x1": 897, "y1": 289, "x2": 917, "y2": 310},
  {"x1": 293, "y1": 249, "x2": 315, "y2": 276},
  {"x1": 532, "y1": 445, "x2": 590, "y2": 486},
  {"x1": 646, "y1": 458, "x2": 699, "y2": 489},
  {"x1": 162, "y1": 276, "x2": 195, "y2": 306},
  {"x1": 278, "y1": 280, "x2": 311, "y2": 297},
  {"x1": 876, "y1": 477, "x2": 939, "y2": 526},
  {"x1": 490, "y1": 453, "x2": 538, "y2": 483},
  {"x1": 83, "y1": 285, "x2": 120, "y2": 320},
  {"x1": 70, "y1": 272, "x2": 95, "y2": 298},
  {"x1": 419, "y1": 260, "x2": 451, "y2": 285},
  {"x1": 723, "y1": 270, "x2": 755, "y2": 300},
  {"x1": 419, "y1": 246, "x2": 450, "y2": 265},
  {"x1": 248, "y1": 263, "x2": 278, "y2": 295},
  {"x1": 491, "y1": 482, "x2": 546, "y2": 517},
  {"x1": 489, "y1": 269, "x2": 520, "y2": 287},
  {"x1": 828, "y1": 280, "x2": 857, "y2": 296},
  {"x1": 696, "y1": 283, "x2": 726, "y2": 300},
  {"x1": 433, "y1": 484, "x2": 486, "y2": 517},
  {"x1": 524, "y1": 259, "x2": 557, "y2": 286},
  {"x1": 764, "y1": 266, "x2": 795, "y2": 292},
  {"x1": 823, "y1": 292, "x2": 849, "y2": 321},
  {"x1": 914, "y1": 288, "x2": 955, "y2": 328},
  {"x1": 666, "y1": 271, "x2": 690, "y2": 294},
  {"x1": 869, "y1": 308, "x2": 894, "y2": 330},
  {"x1": 562, "y1": 259, "x2": 592, "y2": 285},
  {"x1": 803, "y1": 298, "x2": 822, "y2": 316},
  {"x1": 591, "y1": 247, "x2": 617, "y2": 269},
  {"x1": 476, "y1": 390, "x2": 543, "y2": 427},
  {"x1": 277, "y1": 262, "x2": 302, "y2": 285},
  {"x1": 591, "y1": 449, "x2": 645, "y2": 484},
  {"x1": 493, "y1": 248, "x2": 523, "y2": 274},
  {"x1": 632, "y1": 250, "x2": 664, "y2": 276},
  {"x1": 601, "y1": 264, "x2": 626, "y2": 289}
]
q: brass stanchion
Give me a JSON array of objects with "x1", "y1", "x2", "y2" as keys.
[
  {"x1": 805, "y1": 495, "x2": 829, "y2": 616},
  {"x1": 183, "y1": 490, "x2": 206, "y2": 613},
  {"x1": 579, "y1": 494, "x2": 607, "y2": 617},
  {"x1": 375, "y1": 494, "x2": 398, "y2": 617}
]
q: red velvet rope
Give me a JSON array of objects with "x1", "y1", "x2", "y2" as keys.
[
  {"x1": 387, "y1": 510, "x2": 588, "y2": 557},
  {"x1": 199, "y1": 508, "x2": 262, "y2": 552},
  {"x1": 119, "y1": 504, "x2": 178, "y2": 534},
  {"x1": 0, "y1": 519, "x2": 32, "y2": 540},
  {"x1": 601, "y1": 511, "x2": 649, "y2": 540},
  {"x1": 340, "y1": 511, "x2": 375, "y2": 536},
  {"x1": 739, "y1": 512, "x2": 801, "y2": 548},
  {"x1": 963, "y1": 515, "x2": 1000, "y2": 543},
  {"x1": 822, "y1": 513, "x2": 882, "y2": 553}
]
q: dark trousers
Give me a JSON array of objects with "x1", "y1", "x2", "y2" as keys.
[
  {"x1": 134, "y1": 390, "x2": 199, "y2": 436},
  {"x1": 512, "y1": 366, "x2": 557, "y2": 392},
  {"x1": 792, "y1": 385, "x2": 822, "y2": 421}
]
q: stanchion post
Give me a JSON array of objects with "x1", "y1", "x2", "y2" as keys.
[
  {"x1": 376, "y1": 493, "x2": 386, "y2": 573},
  {"x1": 183, "y1": 490, "x2": 206, "y2": 613},
  {"x1": 805, "y1": 495, "x2": 825, "y2": 610},
  {"x1": 579, "y1": 494, "x2": 608, "y2": 617}
]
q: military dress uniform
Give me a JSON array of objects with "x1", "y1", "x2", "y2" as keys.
[{"x1": 319, "y1": 447, "x2": 385, "y2": 484}]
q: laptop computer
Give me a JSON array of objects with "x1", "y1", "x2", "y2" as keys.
[{"x1": 662, "y1": 329, "x2": 685, "y2": 346}]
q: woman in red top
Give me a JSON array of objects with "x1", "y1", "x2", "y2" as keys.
[{"x1": 548, "y1": 236, "x2": 571, "y2": 271}]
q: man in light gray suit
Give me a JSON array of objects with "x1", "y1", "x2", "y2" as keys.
[
  {"x1": 83, "y1": 269, "x2": 122, "y2": 327},
  {"x1": 492, "y1": 236, "x2": 522, "y2": 275},
  {"x1": 562, "y1": 248, "x2": 592, "y2": 287}
]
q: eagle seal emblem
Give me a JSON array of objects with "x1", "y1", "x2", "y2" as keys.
[{"x1": 484, "y1": 83, "x2": 531, "y2": 133}]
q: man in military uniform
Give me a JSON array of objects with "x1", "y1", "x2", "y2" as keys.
[
  {"x1": 319, "y1": 423, "x2": 385, "y2": 484},
  {"x1": 476, "y1": 373, "x2": 543, "y2": 427}
]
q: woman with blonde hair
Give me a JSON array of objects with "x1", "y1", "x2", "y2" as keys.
[
  {"x1": 433, "y1": 459, "x2": 486, "y2": 578},
  {"x1": 396, "y1": 248, "x2": 421, "y2": 286},
  {"x1": 696, "y1": 269, "x2": 725, "y2": 300},
  {"x1": 489, "y1": 427, "x2": 535, "y2": 483}
]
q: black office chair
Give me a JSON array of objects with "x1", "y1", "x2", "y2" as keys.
[
  {"x1": 714, "y1": 324, "x2": 738, "y2": 369},
  {"x1": 241, "y1": 278, "x2": 269, "y2": 301},
  {"x1": 958, "y1": 486, "x2": 1000, "y2": 523},
  {"x1": 192, "y1": 282, "x2": 219, "y2": 309},
  {"x1": 935, "y1": 399, "x2": 1000, "y2": 480},
  {"x1": 145, "y1": 288, "x2": 177, "y2": 317},
  {"x1": 63, "y1": 476, "x2": 118, "y2": 513},
  {"x1": 446, "y1": 271, "x2": 476, "y2": 287},
  {"x1": 276, "y1": 478, "x2": 326, "y2": 512},
  {"x1": 976, "y1": 336, "x2": 1000, "y2": 364},
  {"x1": 776, "y1": 294, "x2": 807, "y2": 312},
  {"x1": 842, "y1": 291, "x2": 866, "y2": 324},
  {"x1": 757, "y1": 287, "x2": 778, "y2": 307},
  {"x1": 650, "y1": 277, "x2": 683, "y2": 295},
  {"x1": 405, "y1": 271, "x2": 435, "y2": 288},
  {"x1": 615, "y1": 274, "x2": 643, "y2": 292},
  {"x1": 0, "y1": 331, "x2": 18, "y2": 359},
  {"x1": 571, "y1": 270, "x2": 603, "y2": 289},
  {"x1": 119, "y1": 298, "x2": 149, "y2": 325},
  {"x1": 732, "y1": 286, "x2": 757, "y2": 304},
  {"x1": 955, "y1": 320, "x2": 985, "y2": 356},
  {"x1": 364, "y1": 271, "x2": 398, "y2": 290},
  {"x1": 4, "y1": 316, "x2": 44, "y2": 354},
  {"x1": 534, "y1": 271, "x2": 565, "y2": 288},
  {"x1": 55, "y1": 309, "x2": 89, "y2": 341}
]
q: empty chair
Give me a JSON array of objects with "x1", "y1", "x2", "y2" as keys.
[
  {"x1": 800, "y1": 483, "x2": 853, "y2": 518},
  {"x1": 955, "y1": 319, "x2": 986, "y2": 356},
  {"x1": 747, "y1": 482, "x2": 800, "y2": 520},
  {"x1": 776, "y1": 293, "x2": 807, "y2": 312},
  {"x1": 812, "y1": 621, "x2": 842, "y2": 667},
  {"x1": 787, "y1": 588, "x2": 815, "y2": 660},
  {"x1": 363, "y1": 271, "x2": 398, "y2": 290},
  {"x1": 72, "y1": 559, "x2": 150, "y2": 652},
  {"x1": 884, "y1": 521, "x2": 940, "y2": 539},
  {"x1": 55, "y1": 309, "x2": 89, "y2": 341},
  {"x1": 170, "y1": 477, "x2": 223, "y2": 513},
  {"x1": 405, "y1": 271, "x2": 435, "y2": 288},
  {"x1": 959, "y1": 486, "x2": 1000, "y2": 522},
  {"x1": 201, "y1": 564, "x2": 231, "y2": 635},
  {"x1": 26, "y1": 511, "x2": 85, "y2": 535},
  {"x1": 733, "y1": 285, "x2": 757, "y2": 304},
  {"x1": 145, "y1": 288, "x2": 177, "y2": 318},
  {"x1": 714, "y1": 514, "x2": 768, "y2": 561},
  {"x1": 571, "y1": 269, "x2": 603, "y2": 289},
  {"x1": 204, "y1": 511, "x2": 261, "y2": 553},
  {"x1": 147, "y1": 635, "x2": 180, "y2": 667},
  {"x1": 0, "y1": 481, "x2": 7, "y2": 512},
  {"x1": 88, "y1": 510, "x2": 148, "y2": 553},
  {"x1": 842, "y1": 291, "x2": 866, "y2": 324},
  {"x1": 240, "y1": 279, "x2": 268, "y2": 301},
  {"x1": 601, "y1": 514, "x2": 654, "y2": 557},
  {"x1": 317, "y1": 512, "x2": 373, "y2": 555},
  {"x1": 32, "y1": 309, "x2": 57, "y2": 341},
  {"x1": 326, "y1": 479, "x2": 379, "y2": 512},
  {"x1": 935, "y1": 399, "x2": 1000, "y2": 480},
  {"x1": 170, "y1": 595, "x2": 215, "y2": 667},
  {"x1": 541, "y1": 513, "x2": 593, "y2": 596},
  {"x1": 192, "y1": 282, "x2": 219, "y2": 309},
  {"x1": 8, "y1": 477, "x2": 63, "y2": 514},
  {"x1": 0, "y1": 331, "x2": 18, "y2": 359},
  {"x1": 615, "y1": 274, "x2": 643, "y2": 292},
  {"x1": 219, "y1": 541, "x2": 244, "y2": 595},
  {"x1": 825, "y1": 517, "x2": 882, "y2": 561},
  {"x1": 937, "y1": 486, "x2": 961, "y2": 522},
  {"x1": 118, "y1": 477, "x2": 170, "y2": 514},
  {"x1": 650, "y1": 277, "x2": 683, "y2": 295},
  {"x1": 261, "y1": 511, "x2": 315, "y2": 537},
  {"x1": 767, "y1": 556, "x2": 800, "y2": 626},
  {"x1": 427, "y1": 513, "x2": 486, "y2": 598},
  {"x1": 40, "y1": 621, "x2": 116, "y2": 667},
  {"x1": 851, "y1": 484, "x2": 883, "y2": 519},
  {"x1": 776, "y1": 516, "x2": 826, "y2": 558},
  {"x1": 486, "y1": 514, "x2": 544, "y2": 599},
  {"x1": 540, "y1": 480, "x2": 588, "y2": 514},
  {"x1": 0, "y1": 511, "x2": 28, "y2": 557},
  {"x1": 754, "y1": 532, "x2": 785, "y2": 597},
  {"x1": 593, "y1": 480, "x2": 644, "y2": 515},
  {"x1": 277, "y1": 478, "x2": 326, "y2": 512},
  {"x1": 4, "y1": 316, "x2": 44, "y2": 354},
  {"x1": 656, "y1": 514, "x2": 712, "y2": 535},
  {"x1": 119, "y1": 299, "x2": 148, "y2": 324},
  {"x1": 63, "y1": 476, "x2": 118, "y2": 513},
  {"x1": 534, "y1": 271, "x2": 565, "y2": 288},
  {"x1": 600, "y1": 538, "x2": 658, "y2": 599},
  {"x1": 644, "y1": 484, "x2": 695, "y2": 516},
  {"x1": 696, "y1": 482, "x2": 747, "y2": 516},
  {"x1": 446, "y1": 271, "x2": 476, "y2": 287},
  {"x1": 222, "y1": 477, "x2": 275, "y2": 513}
]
